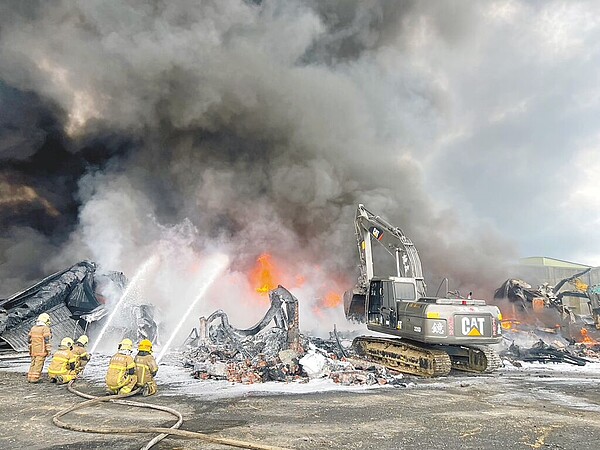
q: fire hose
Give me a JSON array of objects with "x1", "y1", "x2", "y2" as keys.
[{"x1": 53, "y1": 380, "x2": 292, "y2": 450}]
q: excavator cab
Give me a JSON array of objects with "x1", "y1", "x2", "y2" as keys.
[{"x1": 367, "y1": 278, "x2": 417, "y2": 327}]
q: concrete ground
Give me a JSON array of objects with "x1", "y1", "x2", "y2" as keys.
[{"x1": 1, "y1": 360, "x2": 600, "y2": 450}]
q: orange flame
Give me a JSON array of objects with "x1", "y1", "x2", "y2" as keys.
[
  {"x1": 249, "y1": 253, "x2": 279, "y2": 295},
  {"x1": 247, "y1": 253, "x2": 349, "y2": 310},
  {"x1": 580, "y1": 328, "x2": 598, "y2": 345},
  {"x1": 323, "y1": 292, "x2": 342, "y2": 308},
  {"x1": 501, "y1": 319, "x2": 521, "y2": 330}
]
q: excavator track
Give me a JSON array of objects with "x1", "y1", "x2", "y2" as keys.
[
  {"x1": 352, "y1": 336, "x2": 452, "y2": 378},
  {"x1": 445, "y1": 345, "x2": 502, "y2": 374}
]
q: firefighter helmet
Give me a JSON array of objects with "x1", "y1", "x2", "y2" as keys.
[
  {"x1": 61, "y1": 337, "x2": 74, "y2": 348},
  {"x1": 119, "y1": 338, "x2": 133, "y2": 351},
  {"x1": 37, "y1": 313, "x2": 51, "y2": 325},
  {"x1": 138, "y1": 339, "x2": 153, "y2": 353},
  {"x1": 76, "y1": 335, "x2": 89, "y2": 346}
]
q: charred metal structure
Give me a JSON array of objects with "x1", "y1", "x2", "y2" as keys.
[
  {"x1": 495, "y1": 267, "x2": 600, "y2": 336},
  {"x1": 0, "y1": 261, "x2": 100, "y2": 351},
  {"x1": 0, "y1": 261, "x2": 158, "y2": 352},
  {"x1": 183, "y1": 285, "x2": 306, "y2": 383},
  {"x1": 185, "y1": 285, "x2": 300, "y2": 357},
  {"x1": 501, "y1": 340, "x2": 591, "y2": 367}
]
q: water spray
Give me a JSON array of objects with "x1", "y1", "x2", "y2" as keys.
[
  {"x1": 156, "y1": 253, "x2": 229, "y2": 363},
  {"x1": 91, "y1": 254, "x2": 160, "y2": 353}
]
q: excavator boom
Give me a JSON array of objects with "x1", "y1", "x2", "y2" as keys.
[{"x1": 354, "y1": 204, "x2": 426, "y2": 297}]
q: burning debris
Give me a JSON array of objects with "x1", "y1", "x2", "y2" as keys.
[
  {"x1": 182, "y1": 285, "x2": 406, "y2": 386},
  {"x1": 183, "y1": 285, "x2": 305, "y2": 383},
  {"x1": 492, "y1": 270, "x2": 600, "y2": 368},
  {"x1": 184, "y1": 285, "x2": 301, "y2": 358},
  {"x1": 495, "y1": 268, "x2": 600, "y2": 343},
  {"x1": 498, "y1": 315, "x2": 600, "y2": 367}
]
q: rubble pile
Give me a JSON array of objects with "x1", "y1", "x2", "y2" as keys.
[
  {"x1": 500, "y1": 340, "x2": 591, "y2": 366},
  {"x1": 184, "y1": 325, "x2": 307, "y2": 383},
  {"x1": 183, "y1": 332, "x2": 406, "y2": 386},
  {"x1": 499, "y1": 325, "x2": 600, "y2": 367},
  {"x1": 182, "y1": 286, "x2": 406, "y2": 386},
  {"x1": 495, "y1": 268, "x2": 600, "y2": 339}
]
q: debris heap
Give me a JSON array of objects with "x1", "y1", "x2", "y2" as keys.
[
  {"x1": 499, "y1": 326, "x2": 600, "y2": 367},
  {"x1": 182, "y1": 286, "x2": 406, "y2": 386},
  {"x1": 0, "y1": 261, "x2": 158, "y2": 352},
  {"x1": 501, "y1": 340, "x2": 590, "y2": 366}
]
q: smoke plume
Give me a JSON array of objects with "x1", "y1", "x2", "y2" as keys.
[{"x1": 12, "y1": 1, "x2": 598, "y2": 335}]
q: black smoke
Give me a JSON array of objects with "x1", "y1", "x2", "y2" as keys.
[{"x1": 0, "y1": 1, "x2": 519, "y2": 300}]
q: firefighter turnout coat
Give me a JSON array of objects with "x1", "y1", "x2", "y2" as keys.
[
  {"x1": 135, "y1": 351, "x2": 158, "y2": 395},
  {"x1": 105, "y1": 352, "x2": 137, "y2": 394},
  {"x1": 27, "y1": 324, "x2": 52, "y2": 382},
  {"x1": 72, "y1": 343, "x2": 90, "y2": 373},
  {"x1": 48, "y1": 346, "x2": 78, "y2": 383}
]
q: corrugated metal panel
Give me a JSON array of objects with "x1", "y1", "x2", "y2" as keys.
[
  {"x1": 519, "y1": 256, "x2": 592, "y2": 269},
  {"x1": 513, "y1": 265, "x2": 600, "y2": 291},
  {"x1": 0, "y1": 303, "x2": 84, "y2": 352}
]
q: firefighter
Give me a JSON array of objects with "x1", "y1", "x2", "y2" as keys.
[
  {"x1": 105, "y1": 338, "x2": 137, "y2": 395},
  {"x1": 27, "y1": 313, "x2": 52, "y2": 383},
  {"x1": 135, "y1": 339, "x2": 159, "y2": 396},
  {"x1": 48, "y1": 337, "x2": 78, "y2": 384},
  {"x1": 72, "y1": 335, "x2": 91, "y2": 374}
]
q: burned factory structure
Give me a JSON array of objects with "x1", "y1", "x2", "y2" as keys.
[
  {"x1": 492, "y1": 256, "x2": 600, "y2": 367},
  {"x1": 0, "y1": 261, "x2": 158, "y2": 352},
  {"x1": 495, "y1": 257, "x2": 600, "y2": 333},
  {"x1": 513, "y1": 257, "x2": 600, "y2": 319}
]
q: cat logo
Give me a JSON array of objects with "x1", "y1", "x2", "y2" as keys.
[
  {"x1": 369, "y1": 226, "x2": 384, "y2": 241},
  {"x1": 461, "y1": 317, "x2": 485, "y2": 336}
]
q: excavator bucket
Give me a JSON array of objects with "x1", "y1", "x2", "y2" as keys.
[{"x1": 343, "y1": 289, "x2": 366, "y2": 322}]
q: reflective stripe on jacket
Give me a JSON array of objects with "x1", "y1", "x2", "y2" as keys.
[
  {"x1": 106, "y1": 353, "x2": 135, "y2": 389},
  {"x1": 72, "y1": 344, "x2": 89, "y2": 363},
  {"x1": 48, "y1": 348, "x2": 77, "y2": 375},
  {"x1": 29, "y1": 325, "x2": 52, "y2": 357},
  {"x1": 135, "y1": 353, "x2": 158, "y2": 386}
]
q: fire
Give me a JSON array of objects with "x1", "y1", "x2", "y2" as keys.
[
  {"x1": 249, "y1": 253, "x2": 280, "y2": 295},
  {"x1": 501, "y1": 319, "x2": 520, "y2": 330},
  {"x1": 247, "y1": 253, "x2": 348, "y2": 310},
  {"x1": 323, "y1": 292, "x2": 342, "y2": 308},
  {"x1": 580, "y1": 328, "x2": 598, "y2": 345}
]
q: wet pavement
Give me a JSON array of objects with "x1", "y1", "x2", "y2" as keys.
[{"x1": 1, "y1": 355, "x2": 600, "y2": 449}]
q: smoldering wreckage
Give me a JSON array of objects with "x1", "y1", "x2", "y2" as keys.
[
  {"x1": 0, "y1": 260, "x2": 407, "y2": 386},
  {"x1": 7, "y1": 259, "x2": 598, "y2": 390},
  {"x1": 3, "y1": 229, "x2": 600, "y2": 449},
  {"x1": 3, "y1": 210, "x2": 600, "y2": 385}
]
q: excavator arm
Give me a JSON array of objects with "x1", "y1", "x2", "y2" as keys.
[{"x1": 354, "y1": 204, "x2": 426, "y2": 297}]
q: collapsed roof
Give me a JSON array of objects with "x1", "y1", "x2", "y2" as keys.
[{"x1": 0, "y1": 261, "x2": 125, "y2": 352}]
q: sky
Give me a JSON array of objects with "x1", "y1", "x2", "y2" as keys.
[{"x1": 0, "y1": 1, "x2": 599, "y2": 321}]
